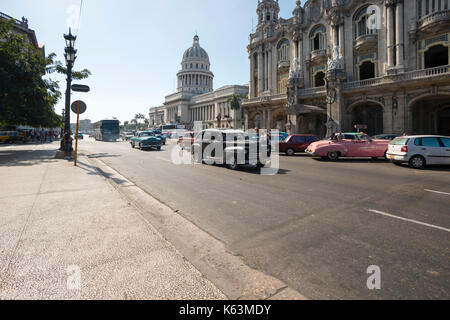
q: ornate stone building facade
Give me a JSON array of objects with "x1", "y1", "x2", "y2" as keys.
[
  {"x1": 243, "y1": 0, "x2": 450, "y2": 137},
  {"x1": 149, "y1": 36, "x2": 249, "y2": 130},
  {"x1": 1, "y1": 12, "x2": 45, "y2": 57}
]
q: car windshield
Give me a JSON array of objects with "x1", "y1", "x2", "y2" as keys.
[
  {"x1": 390, "y1": 137, "x2": 409, "y2": 145},
  {"x1": 140, "y1": 132, "x2": 154, "y2": 137}
]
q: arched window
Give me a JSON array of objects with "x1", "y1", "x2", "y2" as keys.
[
  {"x1": 310, "y1": 25, "x2": 327, "y2": 51},
  {"x1": 277, "y1": 39, "x2": 290, "y2": 62},
  {"x1": 314, "y1": 72, "x2": 325, "y2": 87},
  {"x1": 353, "y1": 5, "x2": 378, "y2": 40}
]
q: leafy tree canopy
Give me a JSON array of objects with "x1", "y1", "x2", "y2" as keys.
[{"x1": 0, "y1": 18, "x2": 91, "y2": 128}]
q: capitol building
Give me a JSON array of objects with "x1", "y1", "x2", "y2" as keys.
[
  {"x1": 242, "y1": 0, "x2": 450, "y2": 137},
  {"x1": 149, "y1": 35, "x2": 248, "y2": 130}
]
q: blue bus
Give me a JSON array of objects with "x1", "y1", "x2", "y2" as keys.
[{"x1": 94, "y1": 120, "x2": 120, "y2": 142}]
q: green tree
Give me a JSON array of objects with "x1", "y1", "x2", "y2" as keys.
[
  {"x1": 0, "y1": 18, "x2": 91, "y2": 128},
  {"x1": 0, "y1": 19, "x2": 59, "y2": 127},
  {"x1": 228, "y1": 94, "x2": 247, "y2": 129}
]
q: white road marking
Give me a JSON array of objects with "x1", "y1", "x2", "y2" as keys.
[
  {"x1": 424, "y1": 189, "x2": 450, "y2": 196},
  {"x1": 367, "y1": 209, "x2": 450, "y2": 233}
]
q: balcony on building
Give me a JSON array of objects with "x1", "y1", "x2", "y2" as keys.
[{"x1": 417, "y1": 0, "x2": 450, "y2": 32}]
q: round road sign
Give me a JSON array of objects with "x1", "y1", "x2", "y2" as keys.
[{"x1": 71, "y1": 100, "x2": 87, "y2": 114}]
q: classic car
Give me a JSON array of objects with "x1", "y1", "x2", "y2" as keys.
[
  {"x1": 279, "y1": 134, "x2": 319, "y2": 156},
  {"x1": 372, "y1": 134, "x2": 400, "y2": 141},
  {"x1": 152, "y1": 131, "x2": 167, "y2": 145},
  {"x1": 191, "y1": 129, "x2": 271, "y2": 170},
  {"x1": 306, "y1": 133, "x2": 390, "y2": 160},
  {"x1": 130, "y1": 131, "x2": 162, "y2": 151}
]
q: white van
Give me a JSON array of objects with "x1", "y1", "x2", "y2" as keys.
[{"x1": 387, "y1": 136, "x2": 450, "y2": 169}]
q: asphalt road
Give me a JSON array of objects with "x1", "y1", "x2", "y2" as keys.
[{"x1": 37, "y1": 139, "x2": 450, "y2": 299}]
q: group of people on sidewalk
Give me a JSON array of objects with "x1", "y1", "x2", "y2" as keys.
[{"x1": 28, "y1": 129, "x2": 58, "y2": 143}]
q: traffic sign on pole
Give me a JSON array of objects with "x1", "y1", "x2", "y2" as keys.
[
  {"x1": 71, "y1": 100, "x2": 87, "y2": 115},
  {"x1": 71, "y1": 100, "x2": 87, "y2": 167},
  {"x1": 71, "y1": 84, "x2": 90, "y2": 93}
]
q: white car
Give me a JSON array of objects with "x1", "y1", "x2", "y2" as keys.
[{"x1": 387, "y1": 135, "x2": 450, "y2": 169}]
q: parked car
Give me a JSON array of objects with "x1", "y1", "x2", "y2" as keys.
[
  {"x1": 130, "y1": 131, "x2": 162, "y2": 151},
  {"x1": 77, "y1": 133, "x2": 84, "y2": 140},
  {"x1": 386, "y1": 135, "x2": 450, "y2": 169},
  {"x1": 279, "y1": 132, "x2": 289, "y2": 141},
  {"x1": 0, "y1": 131, "x2": 23, "y2": 144},
  {"x1": 178, "y1": 131, "x2": 195, "y2": 151},
  {"x1": 122, "y1": 132, "x2": 134, "y2": 141},
  {"x1": 191, "y1": 129, "x2": 271, "y2": 170},
  {"x1": 306, "y1": 133, "x2": 390, "y2": 161},
  {"x1": 152, "y1": 131, "x2": 167, "y2": 145},
  {"x1": 279, "y1": 134, "x2": 319, "y2": 156},
  {"x1": 372, "y1": 134, "x2": 400, "y2": 141}
]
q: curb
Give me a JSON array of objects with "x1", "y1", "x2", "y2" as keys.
[{"x1": 86, "y1": 156, "x2": 308, "y2": 300}]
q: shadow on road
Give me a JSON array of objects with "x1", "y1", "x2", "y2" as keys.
[
  {"x1": 76, "y1": 160, "x2": 129, "y2": 185},
  {"x1": 87, "y1": 153, "x2": 121, "y2": 159}
]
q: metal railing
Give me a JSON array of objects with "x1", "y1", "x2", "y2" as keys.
[
  {"x1": 344, "y1": 65, "x2": 450, "y2": 90},
  {"x1": 298, "y1": 86, "x2": 326, "y2": 96},
  {"x1": 417, "y1": 10, "x2": 450, "y2": 28}
]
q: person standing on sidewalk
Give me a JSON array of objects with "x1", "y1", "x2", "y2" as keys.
[{"x1": 63, "y1": 130, "x2": 73, "y2": 160}]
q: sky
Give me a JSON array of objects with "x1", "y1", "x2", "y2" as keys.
[{"x1": 3, "y1": 0, "x2": 298, "y2": 124}]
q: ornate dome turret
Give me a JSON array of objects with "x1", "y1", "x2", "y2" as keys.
[{"x1": 177, "y1": 35, "x2": 214, "y2": 94}]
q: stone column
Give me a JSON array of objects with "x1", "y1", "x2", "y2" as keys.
[
  {"x1": 395, "y1": 0, "x2": 404, "y2": 69},
  {"x1": 267, "y1": 49, "x2": 272, "y2": 94},
  {"x1": 338, "y1": 24, "x2": 345, "y2": 57},
  {"x1": 249, "y1": 54, "x2": 254, "y2": 98},
  {"x1": 386, "y1": 3, "x2": 396, "y2": 69},
  {"x1": 333, "y1": 25, "x2": 339, "y2": 48},
  {"x1": 258, "y1": 49, "x2": 263, "y2": 95},
  {"x1": 244, "y1": 110, "x2": 249, "y2": 131},
  {"x1": 267, "y1": 109, "x2": 273, "y2": 130}
]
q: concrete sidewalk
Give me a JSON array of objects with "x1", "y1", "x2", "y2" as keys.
[{"x1": 0, "y1": 143, "x2": 225, "y2": 300}]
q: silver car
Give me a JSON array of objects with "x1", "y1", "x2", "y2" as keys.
[{"x1": 387, "y1": 135, "x2": 450, "y2": 169}]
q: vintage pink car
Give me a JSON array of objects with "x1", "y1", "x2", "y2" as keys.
[{"x1": 305, "y1": 133, "x2": 390, "y2": 161}]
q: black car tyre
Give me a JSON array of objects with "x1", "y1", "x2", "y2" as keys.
[
  {"x1": 327, "y1": 151, "x2": 339, "y2": 161},
  {"x1": 227, "y1": 159, "x2": 240, "y2": 170},
  {"x1": 192, "y1": 150, "x2": 202, "y2": 164},
  {"x1": 256, "y1": 162, "x2": 265, "y2": 169},
  {"x1": 286, "y1": 148, "x2": 295, "y2": 156},
  {"x1": 157, "y1": 146, "x2": 161, "y2": 151},
  {"x1": 409, "y1": 155, "x2": 426, "y2": 169}
]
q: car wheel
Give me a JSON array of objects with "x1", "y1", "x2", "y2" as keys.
[
  {"x1": 192, "y1": 150, "x2": 202, "y2": 164},
  {"x1": 327, "y1": 151, "x2": 339, "y2": 161},
  {"x1": 227, "y1": 159, "x2": 240, "y2": 170},
  {"x1": 256, "y1": 162, "x2": 265, "y2": 169},
  {"x1": 409, "y1": 155, "x2": 426, "y2": 169},
  {"x1": 131, "y1": 143, "x2": 135, "y2": 149},
  {"x1": 157, "y1": 146, "x2": 161, "y2": 151},
  {"x1": 286, "y1": 148, "x2": 295, "y2": 156}
]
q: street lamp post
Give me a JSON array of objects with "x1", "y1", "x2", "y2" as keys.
[{"x1": 64, "y1": 29, "x2": 77, "y2": 132}]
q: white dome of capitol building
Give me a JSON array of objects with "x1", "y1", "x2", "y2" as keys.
[{"x1": 177, "y1": 35, "x2": 214, "y2": 94}]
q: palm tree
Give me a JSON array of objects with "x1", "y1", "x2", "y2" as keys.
[
  {"x1": 228, "y1": 94, "x2": 247, "y2": 129},
  {"x1": 134, "y1": 114, "x2": 145, "y2": 130}
]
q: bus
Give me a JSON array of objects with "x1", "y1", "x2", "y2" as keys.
[
  {"x1": 159, "y1": 124, "x2": 186, "y2": 139},
  {"x1": 94, "y1": 120, "x2": 120, "y2": 142}
]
